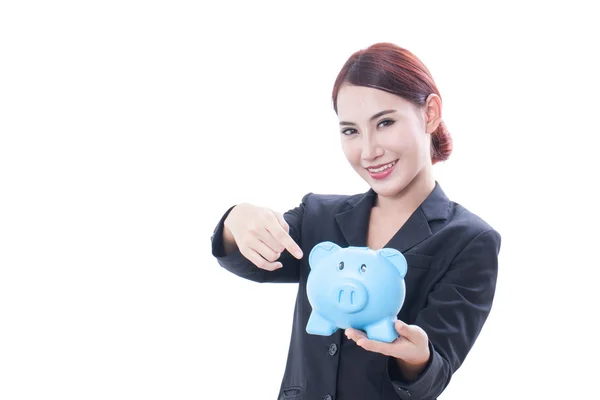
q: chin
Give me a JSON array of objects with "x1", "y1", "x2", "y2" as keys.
[
  {"x1": 371, "y1": 181, "x2": 409, "y2": 197},
  {"x1": 359, "y1": 165, "x2": 420, "y2": 197},
  {"x1": 359, "y1": 174, "x2": 406, "y2": 197}
]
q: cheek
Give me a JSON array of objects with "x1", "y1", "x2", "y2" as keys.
[
  {"x1": 341, "y1": 141, "x2": 361, "y2": 164},
  {"x1": 416, "y1": 134, "x2": 432, "y2": 160},
  {"x1": 389, "y1": 131, "x2": 426, "y2": 158}
]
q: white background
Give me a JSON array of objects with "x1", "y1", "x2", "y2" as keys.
[{"x1": 1, "y1": 1, "x2": 598, "y2": 399}]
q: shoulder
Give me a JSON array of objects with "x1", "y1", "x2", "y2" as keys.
[
  {"x1": 419, "y1": 181, "x2": 500, "y2": 248},
  {"x1": 449, "y1": 202, "x2": 498, "y2": 236},
  {"x1": 444, "y1": 201, "x2": 502, "y2": 257}
]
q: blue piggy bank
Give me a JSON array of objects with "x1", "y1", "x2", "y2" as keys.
[{"x1": 305, "y1": 241, "x2": 408, "y2": 343}]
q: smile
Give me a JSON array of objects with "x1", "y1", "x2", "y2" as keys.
[{"x1": 365, "y1": 160, "x2": 397, "y2": 173}]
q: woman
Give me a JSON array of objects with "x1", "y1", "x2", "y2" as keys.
[{"x1": 210, "y1": 43, "x2": 501, "y2": 400}]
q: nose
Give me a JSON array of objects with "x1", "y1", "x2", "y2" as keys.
[
  {"x1": 331, "y1": 280, "x2": 368, "y2": 313},
  {"x1": 361, "y1": 133, "x2": 384, "y2": 161}
]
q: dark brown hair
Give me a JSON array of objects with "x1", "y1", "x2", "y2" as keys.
[{"x1": 332, "y1": 43, "x2": 452, "y2": 164}]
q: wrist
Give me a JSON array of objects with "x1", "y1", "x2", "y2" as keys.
[
  {"x1": 394, "y1": 349, "x2": 430, "y2": 381},
  {"x1": 222, "y1": 207, "x2": 239, "y2": 254}
]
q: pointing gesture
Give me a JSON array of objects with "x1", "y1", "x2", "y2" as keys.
[{"x1": 224, "y1": 203, "x2": 303, "y2": 271}]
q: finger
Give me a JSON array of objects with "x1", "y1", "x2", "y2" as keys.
[
  {"x1": 353, "y1": 336, "x2": 395, "y2": 357},
  {"x1": 344, "y1": 328, "x2": 367, "y2": 342},
  {"x1": 255, "y1": 227, "x2": 286, "y2": 255},
  {"x1": 272, "y1": 211, "x2": 290, "y2": 232},
  {"x1": 395, "y1": 321, "x2": 426, "y2": 345},
  {"x1": 345, "y1": 328, "x2": 394, "y2": 356},
  {"x1": 251, "y1": 238, "x2": 282, "y2": 262},
  {"x1": 268, "y1": 214, "x2": 303, "y2": 259},
  {"x1": 240, "y1": 247, "x2": 282, "y2": 271}
]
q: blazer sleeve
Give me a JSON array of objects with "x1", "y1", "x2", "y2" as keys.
[
  {"x1": 209, "y1": 193, "x2": 311, "y2": 284},
  {"x1": 386, "y1": 228, "x2": 502, "y2": 400}
]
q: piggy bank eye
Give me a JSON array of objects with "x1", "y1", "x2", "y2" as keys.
[
  {"x1": 360, "y1": 264, "x2": 367, "y2": 273},
  {"x1": 338, "y1": 261, "x2": 344, "y2": 270}
]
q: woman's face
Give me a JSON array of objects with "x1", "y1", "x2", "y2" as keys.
[{"x1": 335, "y1": 84, "x2": 439, "y2": 198}]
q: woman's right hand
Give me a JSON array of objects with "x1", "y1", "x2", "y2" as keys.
[{"x1": 223, "y1": 203, "x2": 304, "y2": 270}]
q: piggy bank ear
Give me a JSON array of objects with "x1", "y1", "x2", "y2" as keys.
[
  {"x1": 377, "y1": 248, "x2": 408, "y2": 278},
  {"x1": 309, "y1": 241, "x2": 341, "y2": 269}
]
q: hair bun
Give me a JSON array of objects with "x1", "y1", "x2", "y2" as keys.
[{"x1": 431, "y1": 120, "x2": 452, "y2": 164}]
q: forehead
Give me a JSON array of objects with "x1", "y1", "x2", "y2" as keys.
[{"x1": 336, "y1": 84, "x2": 414, "y2": 120}]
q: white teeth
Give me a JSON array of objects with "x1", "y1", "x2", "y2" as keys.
[{"x1": 368, "y1": 161, "x2": 397, "y2": 173}]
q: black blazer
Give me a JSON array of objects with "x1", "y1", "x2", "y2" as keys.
[{"x1": 210, "y1": 182, "x2": 501, "y2": 400}]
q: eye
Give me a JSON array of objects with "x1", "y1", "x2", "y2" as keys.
[
  {"x1": 377, "y1": 119, "x2": 394, "y2": 128},
  {"x1": 338, "y1": 261, "x2": 344, "y2": 270},
  {"x1": 341, "y1": 128, "x2": 357, "y2": 136},
  {"x1": 360, "y1": 264, "x2": 367, "y2": 273}
]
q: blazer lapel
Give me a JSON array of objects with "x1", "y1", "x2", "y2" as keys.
[
  {"x1": 334, "y1": 182, "x2": 450, "y2": 253},
  {"x1": 334, "y1": 189, "x2": 375, "y2": 247},
  {"x1": 385, "y1": 208, "x2": 432, "y2": 252}
]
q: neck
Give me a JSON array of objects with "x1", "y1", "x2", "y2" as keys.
[{"x1": 375, "y1": 166, "x2": 435, "y2": 216}]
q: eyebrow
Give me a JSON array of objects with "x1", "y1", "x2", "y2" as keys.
[{"x1": 339, "y1": 109, "x2": 397, "y2": 126}]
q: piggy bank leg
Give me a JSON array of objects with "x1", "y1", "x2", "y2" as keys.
[
  {"x1": 365, "y1": 317, "x2": 398, "y2": 343},
  {"x1": 306, "y1": 311, "x2": 337, "y2": 336}
]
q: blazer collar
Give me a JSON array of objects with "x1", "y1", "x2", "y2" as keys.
[{"x1": 334, "y1": 181, "x2": 450, "y2": 252}]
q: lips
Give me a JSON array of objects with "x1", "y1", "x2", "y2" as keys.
[{"x1": 365, "y1": 160, "x2": 397, "y2": 173}]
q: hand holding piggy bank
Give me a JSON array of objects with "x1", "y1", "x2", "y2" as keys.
[{"x1": 305, "y1": 241, "x2": 408, "y2": 343}]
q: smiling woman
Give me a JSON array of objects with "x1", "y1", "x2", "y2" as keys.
[
  {"x1": 210, "y1": 42, "x2": 501, "y2": 400},
  {"x1": 333, "y1": 43, "x2": 453, "y2": 205},
  {"x1": 333, "y1": 43, "x2": 454, "y2": 158}
]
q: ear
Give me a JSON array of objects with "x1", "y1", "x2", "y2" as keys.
[
  {"x1": 377, "y1": 248, "x2": 407, "y2": 278},
  {"x1": 309, "y1": 241, "x2": 342, "y2": 269},
  {"x1": 424, "y1": 93, "x2": 442, "y2": 135}
]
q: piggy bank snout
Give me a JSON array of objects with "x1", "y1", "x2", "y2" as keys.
[{"x1": 330, "y1": 280, "x2": 368, "y2": 314}]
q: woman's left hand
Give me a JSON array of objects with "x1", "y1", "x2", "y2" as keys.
[{"x1": 345, "y1": 320, "x2": 431, "y2": 375}]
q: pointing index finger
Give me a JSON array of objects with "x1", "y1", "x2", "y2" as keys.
[
  {"x1": 282, "y1": 232, "x2": 303, "y2": 259},
  {"x1": 272, "y1": 225, "x2": 303, "y2": 259}
]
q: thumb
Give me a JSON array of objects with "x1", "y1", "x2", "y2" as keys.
[
  {"x1": 395, "y1": 320, "x2": 414, "y2": 339},
  {"x1": 395, "y1": 321, "x2": 426, "y2": 344}
]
